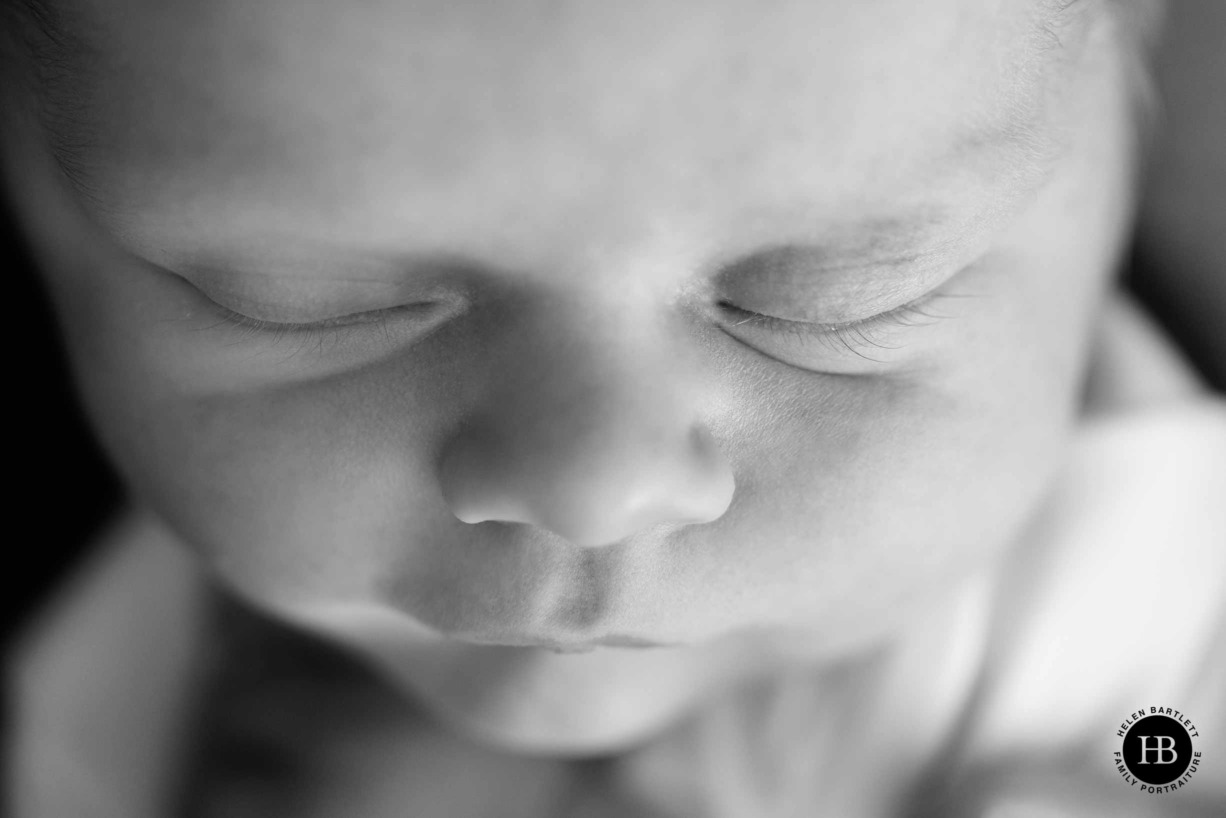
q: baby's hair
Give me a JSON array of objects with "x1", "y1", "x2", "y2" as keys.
[{"x1": 1, "y1": 0, "x2": 103, "y2": 202}]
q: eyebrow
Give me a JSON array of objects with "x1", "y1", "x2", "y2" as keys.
[{"x1": 726, "y1": 113, "x2": 1061, "y2": 270}]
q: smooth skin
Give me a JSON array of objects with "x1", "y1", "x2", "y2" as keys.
[{"x1": 3, "y1": 0, "x2": 1139, "y2": 762}]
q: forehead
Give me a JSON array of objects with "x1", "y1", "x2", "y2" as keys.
[{"x1": 50, "y1": 0, "x2": 1077, "y2": 266}]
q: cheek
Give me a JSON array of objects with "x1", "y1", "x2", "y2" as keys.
[
  {"x1": 705, "y1": 367, "x2": 1061, "y2": 647},
  {"x1": 157, "y1": 386, "x2": 434, "y2": 602},
  {"x1": 64, "y1": 305, "x2": 473, "y2": 610},
  {"x1": 705, "y1": 261, "x2": 1093, "y2": 648}
]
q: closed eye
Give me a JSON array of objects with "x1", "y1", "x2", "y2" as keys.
[
  {"x1": 210, "y1": 302, "x2": 428, "y2": 333},
  {"x1": 199, "y1": 299, "x2": 464, "y2": 360},
  {"x1": 715, "y1": 291, "x2": 958, "y2": 361}
]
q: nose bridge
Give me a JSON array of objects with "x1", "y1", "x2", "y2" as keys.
[
  {"x1": 439, "y1": 310, "x2": 734, "y2": 547},
  {"x1": 514, "y1": 316, "x2": 687, "y2": 460}
]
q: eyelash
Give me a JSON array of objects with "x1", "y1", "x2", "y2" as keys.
[
  {"x1": 206, "y1": 291, "x2": 951, "y2": 361},
  {"x1": 207, "y1": 304, "x2": 408, "y2": 354},
  {"x1": 715, "y1": 291, "x2": 949, "y2": 357}
]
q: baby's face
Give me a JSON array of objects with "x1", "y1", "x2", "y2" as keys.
[{"x1": 8, "y1": 0, "x2": 1138, "y2": 747}]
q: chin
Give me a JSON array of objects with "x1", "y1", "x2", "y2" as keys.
[
  {"x1": 390, "y1": 639, "x2": 729, "y2": 756},
  {"x1": 416, "y1": 679, "x2": 689, "y2": 756}
]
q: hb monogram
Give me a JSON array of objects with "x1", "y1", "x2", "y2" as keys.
[{"x1": 1135, "y1": 735, "x2": 1178, "y2": 765}]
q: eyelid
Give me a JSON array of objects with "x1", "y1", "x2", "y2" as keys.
[
  {"x1": 197, "y1": 297, "x2": 471, "y2": 363},
  {"x1": 720, "y1": 289, "x2": 943, "y2": 332},
  {"x1": 211, "y1": 302, "x2": 425, "y2": 333},
  {"x1": 169, "y1": 263, "x2": 475, "y2": 331},
  {"x1": 715, "y1": 290, "x2": 951, "y2": 357}
]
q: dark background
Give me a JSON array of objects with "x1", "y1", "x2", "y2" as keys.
[{"x1": 6, "y1": 191, "x2": 122, "y2": 646}]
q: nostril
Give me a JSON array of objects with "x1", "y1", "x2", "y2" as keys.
[
  {"x1": 438, "y1": 414, "x2": 735, "y2": 548},
  {"x1": 438, "y1": 431, "x2": 537, "y2": 527}
]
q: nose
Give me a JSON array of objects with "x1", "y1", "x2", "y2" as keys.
[{"x1": 438, "y1": 317, "x2": 735, "y2": 547}]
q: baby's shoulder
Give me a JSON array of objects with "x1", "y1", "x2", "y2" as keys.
[
  {"x1": 7, "y1": 509, "x2": 211, "y2": 818},
  {"x1": 944, "y1": 396, "x2": 1226, "y2": 813}
]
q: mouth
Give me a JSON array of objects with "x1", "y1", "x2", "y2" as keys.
[{"x1": 459, "y1": 632, "x2": 675, "y2": 654}]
